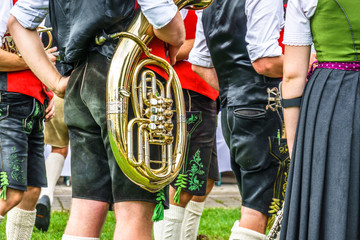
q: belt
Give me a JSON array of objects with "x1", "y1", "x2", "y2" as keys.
[{"x1": 308, "y1": 61, "x2": 360, "y2": 78}]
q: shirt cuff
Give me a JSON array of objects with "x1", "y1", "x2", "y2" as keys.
[
  {"x1": 188, "y1": 50, "x2": 214, "y2": 68},
  {"x1": 10, "y1": 2, "x2": 48, "y2": 30},
  {"x1": 283, "y1": 32, "x2": 313, "y2": 46},
  {"x1": 247, "y1": 40, "x2": 282, "y2": 63},
  {"x1": 141, "y1": 4, "x2": 178, "y2": 29}
]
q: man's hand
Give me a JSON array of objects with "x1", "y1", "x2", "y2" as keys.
[
  {"x1": 54, "y1": 76, "x2": 69, "y2": 99},
  {"x1": 45, "y1": 47, "x2": 58, "y2": 66},
  {"x1": 153, "y1": 11, "x2": 185, "y2": 65},
  {"x1": 44, "y1": 98, "x2": 55, "y2": 122}
]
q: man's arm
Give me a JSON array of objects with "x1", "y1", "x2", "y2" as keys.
[
  {"x1": 252, "y1": 55, "x2": 284, "y2": 78},
  {"x1": 0, "y1": 49, "x2": 28, "y2": 72},
  {"x1": 187, "y1": 10, "x2": 219, "y2": 90},
  {"x1": 138, "y1": 0, "x2": 185, "y2": 65},
  {"x1": 245, "y1": 0, "x2": 284, "y2": 78},
  {"x1": 191, "y1": 65, "x2": 219, "y2": 91},
  {"x1": 7, "y1": 15, "x2": 67, "y2": 98},
  {"x1": 152, "y1": 11, "x2": 185, "y2": 65}
]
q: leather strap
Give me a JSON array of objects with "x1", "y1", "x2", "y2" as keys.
[{"x1": 281, "y1": 97, "x2": 302, "y2": 108}]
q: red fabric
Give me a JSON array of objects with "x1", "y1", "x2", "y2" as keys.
[
  {"x1": 141, "y1": 11, "x2": 219, "y2": 100},
  {"x1": 134, "y1": 0, "x2": 139, "y2": 10},
  {"x1": 278, "y1": 4, "x2": 287, "y2": 54},
  {"x1": 4, "y1": 0, "x2": 54, "y2": 104},
  {"x1": 6, "y1": 71, "x2": 53, "y2": 104}
]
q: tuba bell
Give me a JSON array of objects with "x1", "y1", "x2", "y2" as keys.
[{"x1": 102, "y1": 0, "x2": 213, "y2": 192}]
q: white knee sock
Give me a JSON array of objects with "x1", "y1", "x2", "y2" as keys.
[
  {"x1": 41, "y1": 153, "x2": 65, "y2": 204},
  {"x1": 62, "y1": 235, "x2": 100, "y2": 240},
  {"x1": 6, "y1": 207, "x2": 36, "y2": 240},
  {"x1": 0, "y1": 215, "x2": 4, "y2": 224},
  {"x1": 180, "y1": 200, "x2": 205, "y2": 240},
  {"x1": 162, "y1": 205, "x2": 185, "y2": 240},
  {"x1": 153, "y1": 219, "x2": 164, "y2": 240},
  {"x1": 229, "y1": 221, "x2": 266, "y2": 240}
]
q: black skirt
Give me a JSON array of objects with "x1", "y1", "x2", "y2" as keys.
[{"x1": 280, "y1": 68, "x2": 360, "y2": 240}]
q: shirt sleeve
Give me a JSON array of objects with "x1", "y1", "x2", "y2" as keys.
[
  {"x1": 137, "y1": 0, "x2": 178, "y2": 29},
  {"x1": 283, "y1": 0, "x2": 318, "y2": 46},
  {"x1": 10, "y1": 0, "x2": 49, "y2": 30},
  {"x1": 245, "y1": 0, "x2": 284, "y2": 62},
  {"x1": 0, "y1": 1, "x2": 12, "y2": 47},
  {"x1": 188, "y1": 10, "x2": 214, "y2": 68}
]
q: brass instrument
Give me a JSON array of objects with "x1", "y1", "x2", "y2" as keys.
[
  {"x1": 102, "y1": 0, "x2": 213, "y2": 192},
  {"x1": 1, "y1": 27, "x2": 53, "y2": 56}
]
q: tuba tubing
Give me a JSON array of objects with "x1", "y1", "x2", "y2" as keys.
[{"x1": 106, "y1": 0, "x2": 213, "y2": 192}]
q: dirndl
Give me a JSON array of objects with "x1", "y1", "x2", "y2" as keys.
[{"x1": 280, "y1": 68, "x2": 360, "y2": 240}]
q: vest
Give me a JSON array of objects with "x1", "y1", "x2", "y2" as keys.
[
  {"x1": 311, "y1": 0, "x2": 360, "y2": 62},
  {"x1": 49, "y1": 0, "x2": 136, "y2": 63},
  {"x1": 202, "y1": 0, "x2": 281, "y2": 107}
]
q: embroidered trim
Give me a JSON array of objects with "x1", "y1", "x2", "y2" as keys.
[
  {"x1": 9, "y1": 147, "x2": 26, "y2": 185},
  {"x1": 267, "y1": 137, "x2": 290, "y2": 230},
  {"x1": 186, "y1": 113, "x2": 198, "y2": 125},
  {"x1": 186, "y1": 149, "x2": 205, "y2": 192}
]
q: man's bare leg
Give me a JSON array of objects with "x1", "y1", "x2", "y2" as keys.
[
  {"x1": 62, "y1": 198, "x2": 108, "y2": 239},
  {"x1": 114, "y1": 201, "x2": 155, "y2": 240},
  {"x1": 0, "y1": 188, "x2": 24, "y2": 216},
  {"x1": 229, "y1": 206, "x2": 268, "y2": 240}
]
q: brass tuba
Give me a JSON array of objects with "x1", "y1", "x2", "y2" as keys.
[{"x1": 102, "y1": 0, "x2": 213, "y2": 192}]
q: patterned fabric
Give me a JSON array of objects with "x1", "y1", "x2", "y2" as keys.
[
  {"x1": 317, "y1": 61, "x2": 360, "y2": 71},
  {"x1": 0, "y1": 92, "x2": 46, "y2": 191}
]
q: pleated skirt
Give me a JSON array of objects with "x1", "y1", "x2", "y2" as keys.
[{"x1": 280, "y1": 68, "x2": 360, "y2": 240}]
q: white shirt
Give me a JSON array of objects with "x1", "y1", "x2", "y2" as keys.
[
  {"x1": 283, "y1": 0, "x2": 318, "y2": 46},
  {"x1": 245, "y1": 0, "x2": 284, "y2": 62},
  {"x1": 188, "y1": 10, "x2": 214, "y2": 68},
  {"x1": 188, "y1": 0, "x2": 284, "y2": 67},
  {"x1": 137, "y1": 0, "x2": 178, "y2": 29},
  {"x1": 8, "y1": 0, "x2": 178, "y2": 32}
]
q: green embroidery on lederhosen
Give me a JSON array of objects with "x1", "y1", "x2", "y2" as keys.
[
  {"x1": 186, "y1": 149, "x2": 205, "y2": 191},
  {"x1": 9, "y1": 147, "x2": 26, "y2": 185},
  {"x1": 186, "y1": 113, "x2": 198, "y2": 125},
  {"x1": 267, "y1": 136, "x2": 290, "y2": 230},
  {"x1": 173, "y1": 111, "x2": 202, "y2": 204},
  {"x1": 0, "y1": 105, "x2": 10, "y2": 199},
  {"x1": 22, "y1": 100, "x2": 45, "y2": 134}
]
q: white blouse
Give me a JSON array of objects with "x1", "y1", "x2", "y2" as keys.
[{"x1": 283, "y1": 0, "x2": 318, "y2": 46}]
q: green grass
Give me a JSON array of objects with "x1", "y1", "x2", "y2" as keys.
[{"x1": 0, "y1": 208, "x2": 241, "y2": 240}]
